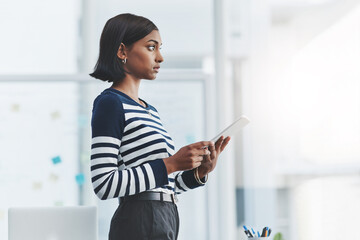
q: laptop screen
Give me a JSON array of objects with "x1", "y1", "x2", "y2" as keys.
[{"x1": 8, "y1": 206, "x2": 97, "y2": 240}]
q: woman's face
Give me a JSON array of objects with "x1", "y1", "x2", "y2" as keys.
[{"x1": 122, "y1": 30, "x2": 164, "y2": 80}]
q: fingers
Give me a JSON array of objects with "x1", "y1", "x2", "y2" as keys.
[
  {"x1": 203, "y1": 154, "x2": 211, "y2": 162},
  {"x1": 187, "y1": 137, "x2": 231, "y2": 172},
  {"x1": 191, "y1": 141, "x2": 215, "y2": 149},
  {"x1": 193, "y1": 156, "x2": 203, "y2": 168},
  {"x1": 220, "y1": 137, "x2": 231, "y2": 152},
  {"x1": 194, "y1": 148, "x2": 211, "y2": 156},
  {"x1": 215, "y1": 136, "x2": 224, "y2": 152},
  {"x1": 196, "y1": 155, "x2": 204, "y2": 162},
  {"x1": 208, "y1": 144, "x2": 216, "y2": 159},
  {"x1": 214, "y1": 136, "x2": 231, "y2": 153},
  {"x1": 200, "y1": 148, "x2": 211, "y2": 156},
  {"x1": 195, "y1": 161, "x2": 202, "y2": 168},
  {"x1": 208, "y1": 143, "x2": 216, "y2": 152}
]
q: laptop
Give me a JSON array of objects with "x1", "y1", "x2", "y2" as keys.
[{"x1": 8, "y1": 206, "x2": 97, "y2": 240}]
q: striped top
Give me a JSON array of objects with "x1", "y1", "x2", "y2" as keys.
[{"x1": 91, "y1": 88, "x2": 204, "y2": 200}]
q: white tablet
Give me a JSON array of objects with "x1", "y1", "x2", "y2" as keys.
[{"x1": 211, "y1": 115, "x2": 250, "y2": 142}]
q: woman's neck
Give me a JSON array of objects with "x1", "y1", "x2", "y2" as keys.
[{"x1": 111, "y1": 76, "x2": 146, "y2": 107}]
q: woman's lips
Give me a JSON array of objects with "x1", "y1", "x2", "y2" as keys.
[{"x1": 153, "y1": 67, "x2": 160, "y2": 72}]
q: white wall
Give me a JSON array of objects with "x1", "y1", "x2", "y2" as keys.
[{"x1": 0, "y1": 0, "x2": 80, "y2": 74}]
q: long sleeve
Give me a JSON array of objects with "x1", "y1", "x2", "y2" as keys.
[
  {"x1": 173, "y1": 170, "x2": 207, "y2": 194},
  {"x1": 90, "y1": 93, "x2": 169, "y2": 200}
]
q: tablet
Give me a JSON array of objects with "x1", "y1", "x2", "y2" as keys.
[{"x1": 210, "y1": 115, "x2": 250, "y2": 142}]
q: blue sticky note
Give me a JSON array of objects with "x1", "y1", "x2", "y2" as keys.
[
  {"x1": 54, "y1": 201, "x2": 64, "y2": 206},
  {"x1": 185, "y1": 134, "x2": 196, "y2": 144},
  {"x1": 75, "y1": 173, "x2": 85, "y2": 185},
  {"x1": 78, "y1": 115, "x2": 88, "y2": 127},
  {"x1": 52, "y1": 156, "x2": 62, "y2": 165}
]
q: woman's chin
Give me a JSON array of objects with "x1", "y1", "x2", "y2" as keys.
[{"x1": 144, "y1": 73, "x2": 158, "y2": 80}]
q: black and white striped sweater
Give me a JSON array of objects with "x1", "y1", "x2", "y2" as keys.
[{"x1": 91, "y1": 88, "x2": 204, "y2": 200}]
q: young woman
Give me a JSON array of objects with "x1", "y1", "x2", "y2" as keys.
[{"x1": 90, "y1": 13, "x2": 230, "y2": 240}]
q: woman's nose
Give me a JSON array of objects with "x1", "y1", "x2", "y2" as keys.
[{"x1": 156, "y1": 51, "x2": 164, "y2": 63}]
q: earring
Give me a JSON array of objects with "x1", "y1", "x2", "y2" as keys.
[{"x1": 122, "y1": 58, "x2": 127, "y2": 64}]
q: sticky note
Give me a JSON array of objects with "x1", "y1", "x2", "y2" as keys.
[
  {"x1": 80, "y1": 152, "x2": 90, "y2": 164},
  {"x1": 50, "y1": 111, "x2": 61, "y2": 120},
  {"x1": 54, "y1": 201, "x2": 64, "y2": 206},
  {"x1": 185, "y1": 134, "x2": 196, "y2": 144},
  {"x1": 32, "y1": 182, "x2": 42, "y2": 190},
  {"x1": 52, "y1": 156, "x2": 62, "y2": 165},
  {"x1": 75, "y1": 173, "x2": 85, "y2": 185},
  {"x1": 78, "y1": 115, "x2": 88, "y2": 127},
  {"x1": 49, "y1": 173, "x2": 59, "y2": 182},
  {"x1": 11, "y1": 104, "x2": 20, "y2": 112}
]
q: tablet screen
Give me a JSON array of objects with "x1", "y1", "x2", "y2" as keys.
[{"x1": 211, "y1": 115, "x2": 250, "y2": 142}]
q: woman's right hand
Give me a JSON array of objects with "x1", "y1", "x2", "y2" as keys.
[{"x1": 163, "y1": 141, "x2": 215, "y2": 174}]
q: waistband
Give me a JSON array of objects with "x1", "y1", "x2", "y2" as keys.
[{"x1": 120, "y1": 192, "x2": 178, "y2": 204}]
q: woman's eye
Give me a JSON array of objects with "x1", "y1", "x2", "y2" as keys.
[{"x1": 148, "y1": 46, "x2": 155, "y2": 51}]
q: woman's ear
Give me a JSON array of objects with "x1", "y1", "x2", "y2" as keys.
[{"x1": 117, "y1": 43, "x2": 127, "y2": 60}]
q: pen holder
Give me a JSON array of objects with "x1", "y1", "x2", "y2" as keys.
[{"x1": 247, "y1": 238, "x2": 268, "y2": 240}]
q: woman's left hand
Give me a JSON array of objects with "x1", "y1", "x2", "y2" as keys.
[{"x1": 197, "y1": 136, "x2": 231, "y2": 179}]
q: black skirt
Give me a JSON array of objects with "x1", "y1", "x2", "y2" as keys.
[{"x1": 109, "y1": 200, "x2": 179, "y2": 240}]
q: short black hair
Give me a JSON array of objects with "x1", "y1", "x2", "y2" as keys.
[{"x1": 90, "y1": 13, "x2": 158, "y2": 82}]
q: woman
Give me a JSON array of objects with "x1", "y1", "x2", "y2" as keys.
[{"x1": 90, "y1": 13, "x2": 230, "y2": 240}]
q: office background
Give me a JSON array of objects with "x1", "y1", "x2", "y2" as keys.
[{"x1": 1, "y1": 0, "x2": 360, "y2": 239}]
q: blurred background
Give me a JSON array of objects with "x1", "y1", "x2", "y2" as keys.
[{"x1": 1, "y1": 0, "x2": 360, "y2": 239}]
